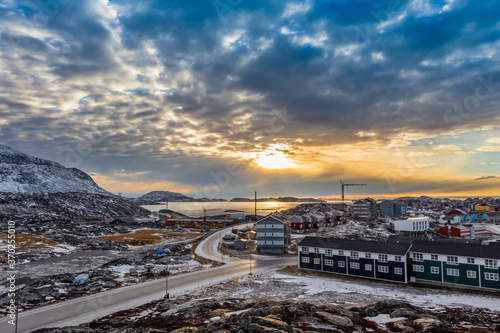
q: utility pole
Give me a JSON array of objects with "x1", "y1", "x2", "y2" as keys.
[{"x1": 254, "y1": 191, "x2": 257, "y2": 221}]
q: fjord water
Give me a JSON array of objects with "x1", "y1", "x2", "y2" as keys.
[{"x1": 141, "y1": 201, "x2": 335, "y2": 218}]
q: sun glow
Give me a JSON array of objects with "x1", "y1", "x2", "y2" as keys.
[{"x1": 242, "y1": 144, "x2": 298, "y2": 169}]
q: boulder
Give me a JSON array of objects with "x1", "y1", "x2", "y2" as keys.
[
  {"x1": 390, "y1": 308, "x2": 419, "y2": 319},
  {"x1": 393, "y1": 320, "x2": 416, "y2": 333},
  {"x1": 414, "y1": 318, "x2": 443, "y2": 332},
  {"x1": 316, "y1": 311, "x2": 354, "y2": 327}
]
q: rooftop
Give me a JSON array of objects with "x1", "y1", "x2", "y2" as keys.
[{"x1": 298, "y1": 236, "x2": 411, "y2": 255}]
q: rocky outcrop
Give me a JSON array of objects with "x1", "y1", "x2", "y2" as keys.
[
  {"x1": 33, "y1": 299, "x2": 469, "y2": 333},
  {"x1": 0, "y1": 192, "x2": 150, "y2": 220},
  {"x1": 316, "y1": 311, "x2": 353, "y2": 327}
]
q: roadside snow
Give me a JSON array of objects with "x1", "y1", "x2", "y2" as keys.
[
  {"x1": 272, "y1": 273, "x2": 500, "y2": 311},
  {"x1": 52, "y1": 244, "x2": 77, "y2": 253},
  {"x1": 486, "y1": 224, "x2": 500, "y2": 235},
  {"x1": 109, "y1": 265, "x2": 136, "y2": 279}
]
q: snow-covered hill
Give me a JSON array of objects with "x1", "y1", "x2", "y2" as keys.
[{"x1": 0, "y1": 144, "x2": 112, "y2": 195}]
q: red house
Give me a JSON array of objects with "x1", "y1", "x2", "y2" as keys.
[
  {"x1": 302, "y1": 215, "x2": 313, "y2": 232},
  {"x1": 450, "y1": 225, "x2": 470, "y2": 238},
  {"x1": 290, "y1": 215, "x2": 304, "y2": 233}
]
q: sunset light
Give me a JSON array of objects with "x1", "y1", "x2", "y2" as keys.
[{"x1": 241, "y1": 144, "x2": 298, "y2": 170}]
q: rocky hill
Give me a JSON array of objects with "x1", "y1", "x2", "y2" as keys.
[
  {"x1": 0, "y1": 144, "x2": 112, "y2": 195},
  {"x1": 0, "y1": 145, "x2": 152, "y2": 220},
  {"x1": 0, "y1": 192, "x2": 150, "y2": 221},
  {"x1": 135, "y1": 191, "x2": 228, "y2": 204},
  {"x1": 136, "y1": 191, "x2": 194, "y2": 203},
  {"x1": 283, "y1": 203, "x2": 345, "y2": 216}
]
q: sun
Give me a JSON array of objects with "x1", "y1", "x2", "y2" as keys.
[{"x1": 246, "y1": 144, "x2": 298, "y2": 170}]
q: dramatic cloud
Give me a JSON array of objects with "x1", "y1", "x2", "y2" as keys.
[
  {"x1": 0, "y1": 0, "x2": 499, "y2": 197},
  {"x1": 473, "y1": 176, "x2": 498, "y2": 181}
]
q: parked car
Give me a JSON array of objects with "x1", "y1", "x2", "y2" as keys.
[
  {"x1": 222, "y1": 233, "x2": 236, "y2": 240},
  {"x1": 129, "y1": 268, "x2": 138, "y2": 276}
]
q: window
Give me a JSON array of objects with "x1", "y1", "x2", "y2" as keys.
[
  {"x1": 467, "y1": 270, "x2": 477, "y2": 279},
  {"x1": 365, "y1": 264, "x2": 372, "y2": 271},
  {"x1": 431, "y1": 254, "x2": 439, "y2": 261},
  {"x1": 314, "y1": 247, "x2": 320, "y2": 253},
  {"x1": 395, "y1": 267, "x2": 403, "y2": 275},
  {"x1": 338, "y1": 261, "x2": 345, "y2": 268},
  {"x1": 325, "y1": 249, "x2": 333, "y2": 257},
  {"x1": 413, "y1": 253, "x2": 423, "y2": 261},
  {"x1": 447, "y1": 268, "x2": 459, "y2": 277},
  {"x1": 431, "y1": 267, "x2": 439, "y2": 274},
  {"x1": 302, "y1": 247, "x2": 309, "y2": 254},
  {"x1": 351, "y1": 252, "x2": 359, "y2": 260},
  {"x1": 394, "y1": 256, "x2": 402, "y2": 262},
  {"x1": 485, "y1": 273, "x2": 499, "y2": 281},
  {"x1": 413, "y1": 265, "x2": 424, "y2": 272},
  {"x1": 378, "y1": 266, "x2": 389, "y2": 273},
  {"x1": 365, "y1": 253, "x2": 371, "y2": 259},
  {"x1": 467, "y1": 258, "x2": 475, "y2": 264},
  {"x1": 378, "y1": 254, "x2": 388, "y2": 263},
  {"x1": 338, "y1": 250, "x2": 344, "y2": 256},
  {"x1": 301, "y1": 257, "x2": 310, "y2": 263},
  {"x1": 314, "y1": 258, "x2": 320, "y2": 265},
  {"x1": 485, "y1": 259, "x2": 498, "y2": 269},
  {"x1": 446, "y1": 256, "x2": 458, "y2": 265},
  {"x1": 350, "y1": 262, "x2": 360, "y2": 269},
  {"x1": 325, "y1": 259, "x2": 334, "y2": 266}
]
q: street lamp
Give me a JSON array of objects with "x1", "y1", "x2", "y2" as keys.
[
  {"x1": 164, "y1": 259, "x2": 169, "y2": 300},
  {"x1": 249, "y1": 254, "x2": 252, "y2": 275}
]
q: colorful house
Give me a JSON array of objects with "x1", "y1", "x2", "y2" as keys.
[
  {"x1": 409, "y1": 240, "x2": 500, "y2": 290},
  {"x1": 290, "y1": 215, "x2": 305, "y2": 233},
  {"x1": 302, "y1": 215, "x2": 313, "y2": 232},
  {"x1": 298, "y1": 237, "x2": 412, "y2": 283},
  {"x1": 298, "y1": 236, "x2": 500, "y2": 291}
]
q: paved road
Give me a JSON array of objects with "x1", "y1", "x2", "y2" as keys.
[{"x1": 1, "y1": 227, "x2": 296, "y2": 332}]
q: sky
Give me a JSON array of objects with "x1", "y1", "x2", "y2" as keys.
[{"x1": 0, "y1": 0, "x2": 499, "y2": 199}]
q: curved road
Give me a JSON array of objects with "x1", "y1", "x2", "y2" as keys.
[{"x1": 1, "y1": 227, "x2": 296, "y2": 332}]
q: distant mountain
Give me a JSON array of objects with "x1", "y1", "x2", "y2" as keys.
[
  {"x1": 0, "y1": 144, "x2": 112, "y2": 195},
  {"x1": 229, "y1": 197, "x2": 253, "y2": 202},
  {"x1": 135, "y1": 191, "x2": 229, "y2": 203},
  {"x1": 136, "y1": 191, "x2": 194, "y2": 203},
  {"x1": 230, "y1": 197, "x2": 326, "y2": 203}
]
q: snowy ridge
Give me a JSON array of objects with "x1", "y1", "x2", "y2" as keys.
[{"x1": 0, "y1": 144, "x2": 112, "y2": 195}]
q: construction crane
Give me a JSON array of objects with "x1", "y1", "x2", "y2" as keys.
[{"x1": 340, "y1": 180, "x2": 367, "y2": 205}]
